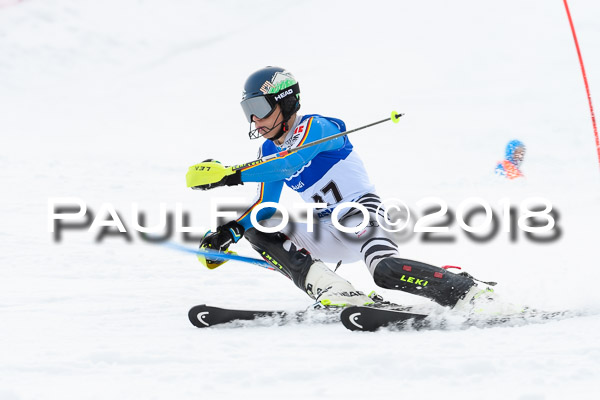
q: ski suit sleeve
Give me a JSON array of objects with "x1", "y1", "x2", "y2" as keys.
[
  {"x1": 235, "y1": 180, "x2": 284, "y2": 231},
  {"x1": 238, "y1": 117, "x2": 345, "y2": 183},
  {"x1": 495, "y1": 162, "x2": 506, "y2": 176}
]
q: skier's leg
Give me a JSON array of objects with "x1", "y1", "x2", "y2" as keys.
[
  {"x1": 244, "y1": 224, "x2": 372, "y2": 307},
  {"x1": 334, "y1": 193, "x2": 477, "y2": 308}
]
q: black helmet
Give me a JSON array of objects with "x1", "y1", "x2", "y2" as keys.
[{"x1": 240, "y1": 66, "x2": 301, "y2": 140}]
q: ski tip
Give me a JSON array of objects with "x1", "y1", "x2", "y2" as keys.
[
  {"x1": 391, "y1": 111, "x2": 404, "y2": 123},
  {"x1": 340, "y1": 306, "x2": 373, "y2": 332},
  {"x1": 341, "y1": 306, "x2": 429, "y2": 332},
  {"x1": 188, "y1": 304, "x2": 211, "y2": 328}
]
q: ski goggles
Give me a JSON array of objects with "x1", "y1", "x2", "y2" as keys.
[{"x1": 240, "y1": 95, "x2": 276, "y2": 123}]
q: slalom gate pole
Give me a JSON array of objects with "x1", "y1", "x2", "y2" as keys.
[{"x1": 563, "y1": 0, "x2": 600, "y2": 170}]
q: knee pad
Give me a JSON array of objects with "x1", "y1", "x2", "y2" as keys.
[
  {"x1": 373, "y1": 258, "x2": 476, "y2": 307},
  {"x1": 244, "y1": 228, "x2": 313, "y2": 290}
]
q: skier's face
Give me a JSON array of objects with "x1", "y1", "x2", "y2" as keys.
[
  {"x1": 513, "y1": 146, "x2": 525, "y2": 165},
  {"x1": 252, "y1": 104, "x2": 283, "y2": 139}
]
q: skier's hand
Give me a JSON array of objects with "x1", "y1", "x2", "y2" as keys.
[
  {"x1": 198, "y1": 221, "x2": 245, "y2": 269},
  {"x1": 201, "y1": 220, "x2": 245, "y2": 250},
  {"x1": 186, "y1": 160, "x2": 242, "y2": 191}
]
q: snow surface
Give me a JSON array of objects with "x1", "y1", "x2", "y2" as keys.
[{"x1": 1, "y1": 0, "x2": 600, "y2": 399}]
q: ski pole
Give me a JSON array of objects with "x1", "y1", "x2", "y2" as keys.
[
  {"x1": 163, "y1": 242, "x2": 276, "y2": 270},
  {"x1": 186, "y1": 111, "x2": 403, "y2": 187},
  {"x1": 231, "y1": 111, "x2": 404, "y2": 171}
]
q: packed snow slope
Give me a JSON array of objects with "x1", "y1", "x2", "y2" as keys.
[{"x1": 1, "y1": 0, "x2": 600, "y2": 399}]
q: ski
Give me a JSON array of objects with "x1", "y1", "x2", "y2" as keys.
[
  {"x1": 341, "y1": 306, "x2": 428, "y2": 331},
  {"x1": 340, "y1": 305, "x2": 578, "y2": 332},
  {"x1": 188, "y1": 304, "x2": 340, "y2": 328},
  {"x1": 463, "y1": 308, "x2": 576, "y2": 329},
  {"x1": 189, "y1": 304, "x2": 579, "y2": 331},
  {"x1": 188, "y1": 304, "x2": 285, "y2": 328}
]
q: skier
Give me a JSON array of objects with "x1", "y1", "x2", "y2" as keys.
[
  {"x1": 187, "y1": 66, "x2": 487, "y2": 310},
  {"x1": 495, "y1": 139, "x2": 526, "y2": 179}
]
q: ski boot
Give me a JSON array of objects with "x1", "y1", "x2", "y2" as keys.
[
  {"x1": 306, "y1": 261, "x2": 374, "y2": 308},
  {"x1": 244, "y1": 228, "x2": 372, "y2": 308},
  {"x1": 454, "y1": 285, "x2": 527, "y2": 315}
]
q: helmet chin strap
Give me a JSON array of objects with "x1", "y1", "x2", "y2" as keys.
[{"x1": 248, "y1": 108, "x2": 289, "y2": 142}]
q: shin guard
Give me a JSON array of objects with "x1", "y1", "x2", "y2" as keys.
[
  {"x1": 373, "y1": 258, "x2": 476, "y2": 307},
  {"x1": 244, "y1": 228, "x2": 312, "y2": 290}
]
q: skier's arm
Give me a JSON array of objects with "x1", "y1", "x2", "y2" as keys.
[
  {"x1": 235, "y1": 179, "x2": 284, "y2": 231},
  {"x1": 197, "y1": 180, "x2": 283, "y2": 269},
  {"x1": 185, "y1": 118, "x2": 344, "y2": 190},
  {"x1": 239, "y1": 117, "x2": 344, "y2": 182}
]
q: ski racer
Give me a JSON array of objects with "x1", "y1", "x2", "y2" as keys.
[
  {"x1": 186, "y1": 66, "x2": 487, "y2": 310},
  {"x1": 495, "y1": 139, "x2": 526, "y2": 179}
]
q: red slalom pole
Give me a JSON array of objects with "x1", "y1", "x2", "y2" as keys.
[{"x1": 563, "y1": 0, "x2": 600, "y2": 170}]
